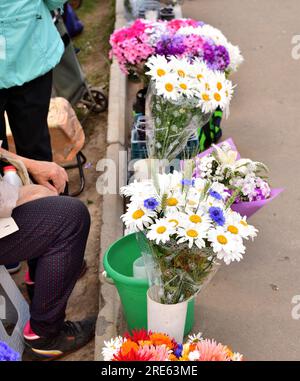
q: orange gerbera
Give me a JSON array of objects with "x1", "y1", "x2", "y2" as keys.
[
  {"x1": 120, "y1": 340, "x2": 139, "y2": 356},
  {"x1": 149, "y1": 333, "x2": 175, "y2": 349}
]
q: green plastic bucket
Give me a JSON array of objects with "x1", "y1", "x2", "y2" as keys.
[{"x1": 103, "y1": 233, "x2": 194, "y2": 335}]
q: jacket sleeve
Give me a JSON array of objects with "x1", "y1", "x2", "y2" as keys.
[
  {"x1": 0, "y1": 181, "x2": 19, "y2": 218},
  {"x1": 43, "y1": 1, "x2": 66, "y2": 11}
]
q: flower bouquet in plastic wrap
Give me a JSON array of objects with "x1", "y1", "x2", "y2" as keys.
[
  {"x1": 109, "y1": 18, "x2": 243, "y2": 79},
  {"x1": 121, "y1": 164, "x2": 257, "y2": 341},
  {"x1": 145, "y1": 56, "x2": 234, "y2": 161},
  {"x1": 193, "y1": 138, "x2": 283, "y2": 218},
  {"x1": 102, "y1": 330, "x2": 243, "y2": 361}
]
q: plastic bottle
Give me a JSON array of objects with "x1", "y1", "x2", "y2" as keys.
[{"x1": 2, "y1": 165, "x2": 23, "y2": 188}]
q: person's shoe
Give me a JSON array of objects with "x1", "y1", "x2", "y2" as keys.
[
  {"x1": 24, "y1": 317, "x2": 96, "y2": 360},
  {"x1": 5, "y1": 262, "x2": 21, "y2": 274},
  {"x1": 25, "y1": 260, "x2": 88, "y2": 302}
]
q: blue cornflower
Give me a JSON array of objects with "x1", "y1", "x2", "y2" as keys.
[
  {"x1": 143, "y1": 197, "x2": 159, "y2": 210},
  {"x1": 181, "y1": 179, "x2": 195, "y2": 187},
  {"x1": 0, "y1": 342, "x2": 20, "y2": 361},
  {"x1": 174, "y1": 344, "x2": 183, "y2": 358},
  {"x1": 209, "y1": 206, "x2": 225, "y2": 226},
  {"x1": 208, "y1": 189, "x2": 222, "y2": 200}
]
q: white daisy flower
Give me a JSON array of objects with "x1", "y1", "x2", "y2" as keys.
[
  {"x1": 190, "y1": 58, "x2": 210, "y2": 84},
  {"x1": 237, "y1": 215, "x2": 258, "y2": 240},
  {"x1": 146, "y1": 55, "x2": 170, "y2": 80},
  {"x1": 165, "y1": 211, "x2": 187, "y2": 228},
  {"x1": 155, "y1": 73, "x2": 180, "y2": 101},
  {"x1": 188, "y1": 332, "x2": 203, "y2": 344},
  {"x1": 121, "y1": 180, "x2": 157, "y2": 203},
  {"x1": 183, "y1": 210, "x2": 211, "y2": 231},
  {"x1": 210, "y1": 71, "x2": 233, "y2": 111},
  {"x1": 146, "y1": 218, "x2": 176, "y2": 244},
  {"x1": 165, "y1": 192, "x2": 184, "y2": 212},
  {"x1": 177, "y1": 77, "x2": 196, "y2": 98},
  {"x1": 177, "y1": 224, "x2": 207, "y2": 249},
  {"x1": 169, "y1": 56, "x2": 191, "y2": 79},
  {"x1": 207, "y1": 227, "x2": 245, "y2": 265},
  {"x1": 121, "y1": 203, "x2": 156, "y2": 231},
  {"x1": 102, "y1": 336, "x2": 126, "y2": 361}
]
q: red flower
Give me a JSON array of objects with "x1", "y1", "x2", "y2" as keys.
[
  {"x1": 124, "y1": 329, "x2": 151, "y2": 343},
  {"x1": 113, "y1": 349, "x2": 153, "y2": 361}
]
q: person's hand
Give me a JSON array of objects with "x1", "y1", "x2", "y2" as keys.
[
  {"x1": 16, "y1": 185, "x2": 58, "y2": 207},
  {"x1": 26, "y1": 160, "x2": 68, "y2": 194}
]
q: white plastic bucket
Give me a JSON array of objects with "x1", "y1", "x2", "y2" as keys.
[{"x1": 147, "y1": 285, "x2": 188, "y2": 343}]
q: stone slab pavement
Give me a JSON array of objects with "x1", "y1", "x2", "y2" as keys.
[{"x1": 182, "y1": 0, "x2": 300, "y2": 360}]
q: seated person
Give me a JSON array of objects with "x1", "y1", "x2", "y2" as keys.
[{"x1": 0, "y1": 146, "x2": 95, "y2": 360}]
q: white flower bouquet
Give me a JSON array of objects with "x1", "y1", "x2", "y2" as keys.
[
  {"x1": 145, "y1": 56, "x2": 234, "y2": 161},
  {"x1": 121, "y1": 165, "x2": 257, "y2": 304},
  {"x1": 193, "y1": 138, "x2": 283, "y2": 217}
]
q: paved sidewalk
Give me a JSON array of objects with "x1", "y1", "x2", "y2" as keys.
[{"x1": 182, "y1": 0, "x2": 300, "y2": 360}]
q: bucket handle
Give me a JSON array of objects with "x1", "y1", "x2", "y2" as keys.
[{"x1": 101, "y1": 271, "x2": 115, "y2": 285}]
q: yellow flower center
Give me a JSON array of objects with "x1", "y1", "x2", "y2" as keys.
[
  {"x1": 156, "y1": 226, "x2": 167, "y2": 234},
  {"x1": 132, "y1": 209, "x2": 145, "y2": 220},
  {"x1": 214, "y1": 92, "x2": 222, "y2": 102},
  {"x1": 205, "y1": 83, "x2": 210, "y2": 91},
  {"x1": 202, "y1": 93, "x2": 210, "y2": 102},
  {"x1": 178, "y1": 69, "x2": 185, "y2": 78},
  {"x1": 217, "y1": 82, "x2": 223, "y2": 91},
  {"x1": 227, "y1": 225, "x2": 239, "y2": 234},
  {"x1": 168, "y1": 219, "x2": 179, "y2": 227},
  {"x1": 166, "y1": 197, "x2": 178, "y2": 207},
  {"x1": 240, "y1": 220, "x2": 248, "y2": 227},
  {"x1": 165, "y1": 83, "x2": 174, "y2": 92},
  {"x1": 180, "y1": 83, "x2": 187, "y2": 90},
  {"x1": 197, "y1": 74, "x2": 203, "y2": 81},
  {"x1": 157, "y1": 68, "x2": 166, "y2": 77},
  {"x1": 189, "y1": 215, "x2": 202, "y2": 224},
  {"x1": 217, "y1": 235, "x2": 228, "y2": 245},
  {"x1": 187, "y1": 229, "x2": 198, "y2": 238}
]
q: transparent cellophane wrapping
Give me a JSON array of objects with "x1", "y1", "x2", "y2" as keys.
[
  {"x1": 136, "y1": 231, "x2": 220, "y2": 305},
  {"x1": 145, "y1": 82, "x2": 212, "y2": 161}
]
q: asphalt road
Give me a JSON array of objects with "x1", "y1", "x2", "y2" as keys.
[{"x1": 182, "y1": 0, "x2": 300, "y2": 360}]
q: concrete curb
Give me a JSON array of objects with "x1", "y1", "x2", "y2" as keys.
[
  {"x1": 95, "y1": 0, "x2": 126, "y2": 361},
  {"x1": 95, "y1": 2, "x2": 183, "y2": 360}
]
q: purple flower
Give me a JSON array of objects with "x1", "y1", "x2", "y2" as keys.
[
  {"x1": 203, "y1": 42, "x2": 230, "y2": 71},
  {"x1": 155, "y1": 35, "x2": 186, "y2": 56},
  {"x1": 143, "y1": 197, "x2": 159, "y2": 210},
  {"x1": 174, "y1": 344, "x2": 183, "y2": 358},
  {"x1": 0, "y1": 342, "x2": 20, "y2": 361},
  {"x1": 209, "y1": 189, "x2": 222, "y2": 200},
  {"x1": 253, "y1": 188, "x2": 266, "y2": 201},
  {"x1": 209, "y1": 206, "x2": 225, "y2": 226}
]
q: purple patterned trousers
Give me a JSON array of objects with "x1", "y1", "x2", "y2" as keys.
[{"x1": 0, "y1": 196, "x2": 90, "y2": 337}]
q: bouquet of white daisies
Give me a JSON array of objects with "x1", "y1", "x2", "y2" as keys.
[
  {"x1": 145, "y1": 56, "x2": 234, "y2": 161},
  {"x1": 121, "y1": 165, "x2": 257, "y2": 304}
]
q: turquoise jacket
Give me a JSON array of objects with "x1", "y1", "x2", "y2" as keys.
[{"x1": 0, "y1": 1, "x2": 65, "y2": 89}]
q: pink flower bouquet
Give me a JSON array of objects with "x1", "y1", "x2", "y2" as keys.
[
  {"x1": 109, "y1": 18, "x2": 244, "y2": 78},
  {"x1": 193, "y1": 138, "x2": 283, "y2": 218}
]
